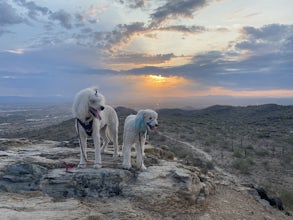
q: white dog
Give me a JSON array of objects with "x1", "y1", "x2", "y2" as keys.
[
  {"x1": 72, "y1": 87, "x2": 119, "y2": 168},
  {"x1": 122, "y1": 109, "x2": 158, "y2": 170}
]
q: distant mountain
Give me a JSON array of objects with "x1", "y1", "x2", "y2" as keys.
[
  {"x1": 115, "y1": 106, "x2": 136, "y2": 117},
  {"x1": 7, "y1": 104, "x2": 292, "y2": 141},
  {"x1": 159, "y1": 104, "x2": 293, "y2": 125}
]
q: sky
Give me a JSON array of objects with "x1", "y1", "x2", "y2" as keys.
[{"x1": 0, "y1": 0, "x2": 293, "y2": 108}]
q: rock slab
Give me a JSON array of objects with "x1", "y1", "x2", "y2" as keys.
[{"x1": 41, "y1": 168, "x2": 133, "y2": 198}]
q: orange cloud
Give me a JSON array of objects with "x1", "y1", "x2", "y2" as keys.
[
  {"x1": 111, "y1": 75, "x2": 293, "y2": 99},
  {"x1": 196, "y1": 87, "x2": 293, "y2": 98},
  {"x1": 114, "y1": 74, "x2": 194, "y2": 97}
]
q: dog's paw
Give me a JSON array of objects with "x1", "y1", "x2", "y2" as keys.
[
  {"x1": 140, "y1": 164, "x2": 147, "y2": 171},
  {"x1": 112, "y1": 153, "x2": 119, "y2": 159},
  {"x1": 77, "y1": 163, "x2": 87, "y2": 168},
  {"x1": 93, "y1": 163, "x2": 102, "y2": 169},
  {"x1": 121, "y1": 163, "x2": 132, "y2": 170}
]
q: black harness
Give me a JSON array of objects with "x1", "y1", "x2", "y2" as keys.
[{"x1": 76, "y1": 118, "x2": 94, "y2": 136}]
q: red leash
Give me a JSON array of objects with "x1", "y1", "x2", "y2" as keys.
[{"x1": 64, "y1": 163, "x2": 75, "y2": 172}]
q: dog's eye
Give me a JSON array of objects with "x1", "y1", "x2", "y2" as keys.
[
  {"x1": 149, "y1": 117, "x2": 152, "y2": 120},
  {"x1": 89, "y1": 99, "x2": 95, "y2": 104}
]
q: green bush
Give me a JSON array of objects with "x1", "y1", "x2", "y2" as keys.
[
  {"x1": 168, "y1": 144, "x2": 191, "y2": 159},
  {"x1": 233, "y1": 149, "x2": 243, "y2": 158},
  {"x1": 246, "y1": 144, "x2": 254, "y2": 150},
  {"x1": 255, "y1": 149, "x2": 270, "y2": 157},
  {"x1": 282, "y1": 152, "x2": 293, "y2": 167},
  {"x1": 232, "y1": 158, "x2": 254, "y2": 174},
  {"x1": 280, "y1": 189, "x2": 293, "y2": 210}
]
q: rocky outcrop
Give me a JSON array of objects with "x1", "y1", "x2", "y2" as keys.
[
  {"x1": 124, "y1": 161, "x2": 215, "y2": 214},
  {"x1": 40, "y1": 161, "x2": 215, "y2": 206},
  {"x1": 0, "y1": 138, "x2": 215, "y2": 214},
  {"x1": 0, "y1": 163, "x2": 47, "y2": 192},
  {"x1": 41, "y1": 168, "x2": 133, "y2": 198}
]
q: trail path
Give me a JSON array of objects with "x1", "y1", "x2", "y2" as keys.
[{"x1": 159, "y1": 132, "x2": 239, "y2": 185}]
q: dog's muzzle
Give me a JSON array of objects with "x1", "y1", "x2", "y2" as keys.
[
  {"x1": 89, "y1": 106, "x2": 104, "y2": 120},
  {"x1": 147, "y1": 121, "x2": 158, "y2": 133}
]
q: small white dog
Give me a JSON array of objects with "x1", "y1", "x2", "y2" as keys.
[
  {"x1": 72, "y1": 87, "x2": 119, "y2": 168},
  {"x1": 122, "y1": 109, "x2": 158, "y2": 170}
]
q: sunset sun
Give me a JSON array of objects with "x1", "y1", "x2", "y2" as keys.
[{"x1": 149, "y1": 74, "x2": 167, "y2": 84}]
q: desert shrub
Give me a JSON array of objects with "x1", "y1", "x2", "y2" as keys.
[
  {"x1": 283, "y1": 152, "x2": 293, "y2": 166},
  {"x1": 219, "y1": 140, "x2": 230, "y2": 150},
  {"x1": 168, "y1": 144, "x2": 191, "y2": 159},
  {"x1": 233, "y1": 149, "x2": 243, "y2": 158},
  {"x1": 180, "y1": 134, "x2": 186, "y2": 139},
  {"x1": 255, "y1": 149, "x2": 270, "y2": 157},
  {"x1": 246, "y1": 144, "x2": 254, "y2": 150},
  {"x1": 232, "y1": 158, "x2": 254, "y2": 174},
  {"x1": 262, "y1": 160, "x2": 270, "y2": 171},
  {"x1": 204, "y1": 140, "x2": 212, "y2": 146},
  {"x1": 284, "y1": 137, "x2": 293, "y2": 145},
  {"x1": 206, "y1": 161, "x2": 214, "y2": 170},
  {"x1": 185, "y1": 135, "x2": 195, "y2": 142},
  {"x1": 279, "y1": 189, "x2": 293, "y2": 210},
  {"x1": 159, "y1": 135, "x2": 167, "y2": 142},
  {"x1": 184, "y1": 153, "x2": 214, "y2": 170},
  {"x1": 204, "y1": 147, "x2": 211, "y2": 153}
]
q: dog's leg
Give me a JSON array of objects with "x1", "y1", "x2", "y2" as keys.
[
  {"x1": 112, "y1": 135, "x2": 119, "y2": 159},
  {"x1": 122, "y1": 141, "x2": 132, "y2": 169},
  {"x1": 100, "y1": 125, "x2": 109, "y2": 154},
  {"x1": 142, "y1": 132, "x2": 147, "y2": 157},
  {"x1": 93, "y1": 121, "x2": 102, "y2": 168},
  {"x1": 111, "y1": 125, "x2": 119, "y2": 159},
  {"x1": 78, "y1": 131, "x2": 87, "y2": 168},
  {"x1": 136, "y1": 135, "x2": 147, "y2": 171}
]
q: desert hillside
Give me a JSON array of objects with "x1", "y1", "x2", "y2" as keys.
[{"x1": 0, "y1": 104, "x2": 292, "y2": 219}]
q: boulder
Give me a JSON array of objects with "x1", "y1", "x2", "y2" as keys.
[
  {"x1": 41, "y1": 168, "x2": 133, "y2": 198},
  {"x1": 125, "y1": 161, "x2": 215, "y2": 214},
  {"x1": 0, "y1": 163, "x2": 47, "y2": 192}
]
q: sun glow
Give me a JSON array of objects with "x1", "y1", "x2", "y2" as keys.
[
  {"x1": 148, "y1": 74, "x2": 167, "y2": 83},
  {"x1": 115, "y1": 74, "x2": 193, "y2": 97}
]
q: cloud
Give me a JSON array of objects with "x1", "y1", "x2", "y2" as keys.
[
  {"x1": 150, "y1": 0, "x2": 208, "y2": 27},
  {"x1": 159, "y1": 25, "x2": 206, "y2": 33},
  {"x1": 99, "y1": 22, "x2": 147, "y2": 51},
  {"x1": 0, "y1": 1, "x2": 24, "y2": 26},
  {"x1": 195, "y1": 87, "x2": 293, "y2": 98},
  {"x1": 235, "y1": 24, "x2": 293, "y2": 55},
  {"x1": 4, "y1": 49, "x2": 24, "y2": 54},
  {"x1": 13, "y1": 0, "x2": 51, "y2": 20},
  {"x1": 108, "y1": 53, "x2": 176, "y2": 66},
  {"x1": 0, "y1": 29, "x2": 11, "y2": 37},
  {"x1": 0, "y1": 44, "x2": 107, "y2": 75},
  {"x1": 75, "y1": 5, "x2": 106, "y2": 25},
  {"x1": 49, "y1": 9, "x2": 73, "y2": 29},
  {"x1": 111, "y1": 74, "x2": 194, "y2": 98},
  {"x1": 92, "y1": 23, "x2": 207, "y2": 53},
  {"x1": 116, "y1": 0, "x2": 147, "y2": 9},
  {"x1": 122, "y1": 24, "x2": 293, "y2": 91},
  {"x1": 86, "y1": 1, "x2": 211, "y2": 52}
]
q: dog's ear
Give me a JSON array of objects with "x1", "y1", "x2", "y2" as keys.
[
  {"x1": 135, "y1": 110, "x2": 146, "y2": 132},
  {"x1": 90, "y1": 87, "x2": 99, "y2": 96},
  {"x1": 93, "y1": 88, "x2": 98, "y2": 96}
]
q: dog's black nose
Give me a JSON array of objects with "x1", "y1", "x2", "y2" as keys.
[
  {"x1": 100, "y1": 106, "x2": 105, "y2": 111},
  {"x1": 155, "y1": 124, "x2": 158, "y2": 127}
]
